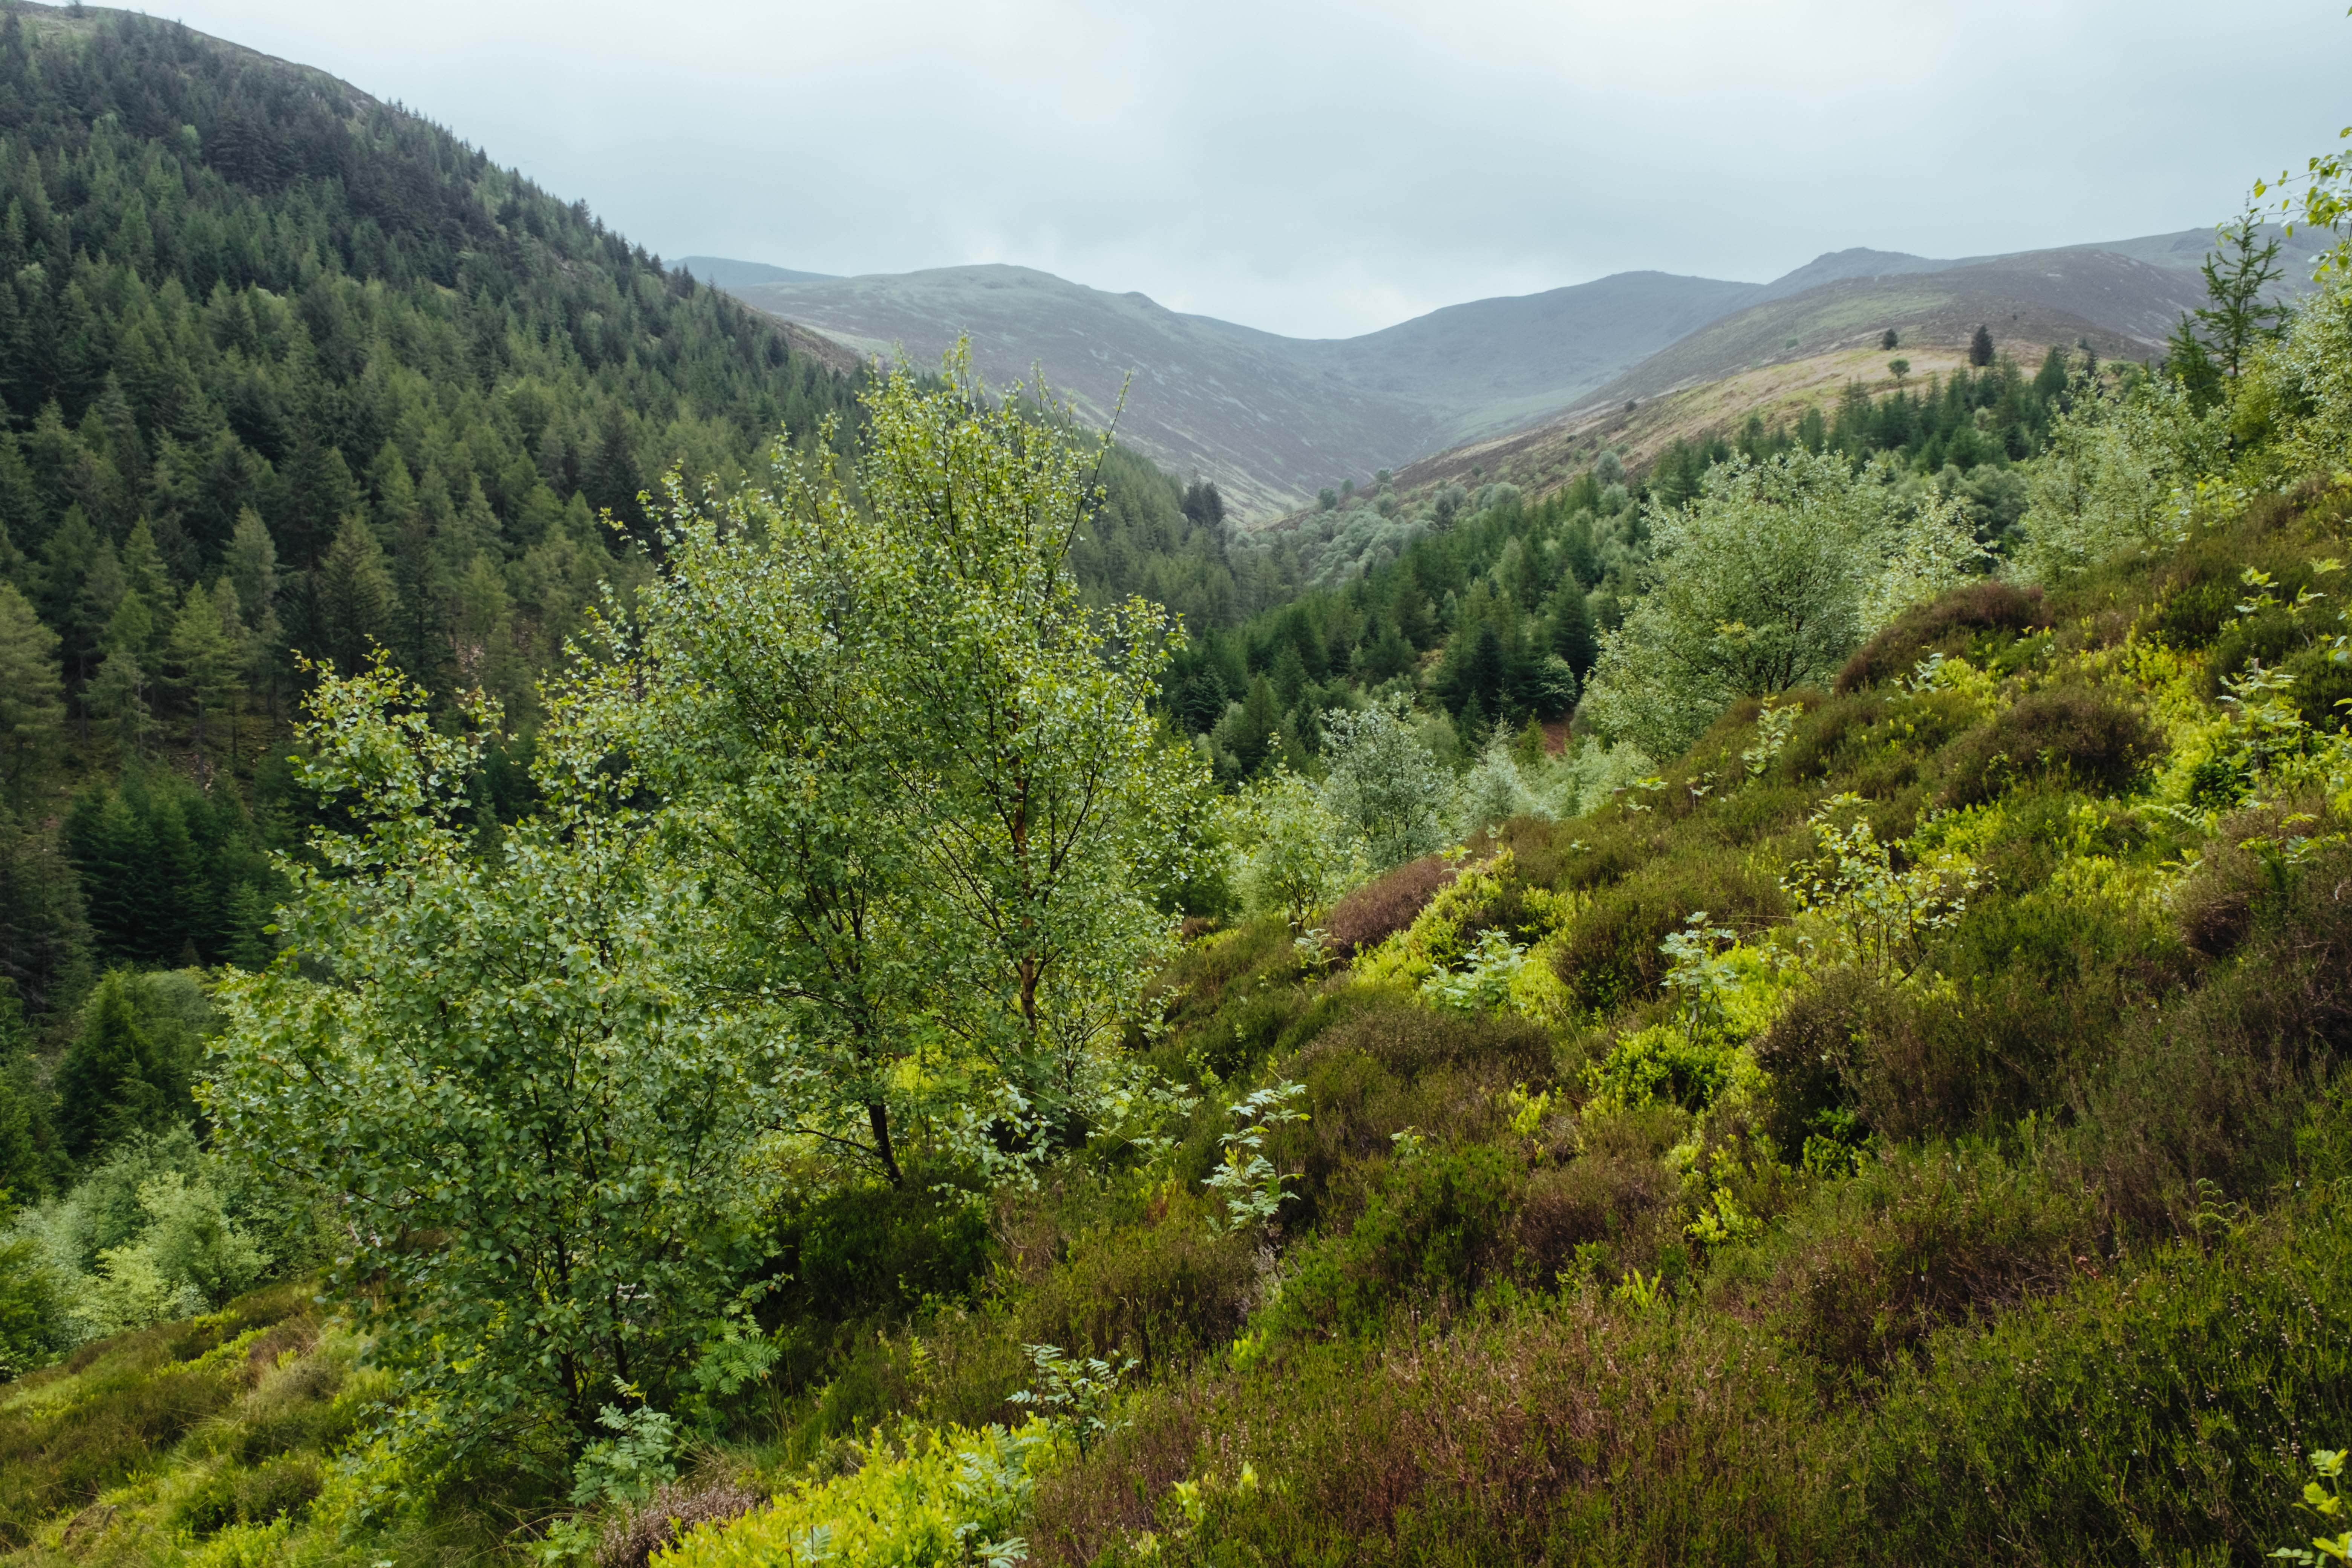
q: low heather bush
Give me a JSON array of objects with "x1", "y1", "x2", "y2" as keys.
[
  {"x1": 1834, "y1": 581, "x2": 2046, "y2": 694},
  {"x1": 1325, "y1": 855, "x2": 1457, "y2": 957},
  {"x1": 1288, "y1": 997, "x2": 1554, "y2": 1086},
  {"x1": 2075, "y1": 838, "x2": 2352, "y2": 1233},
  {"x1": 1510, "y1": 1153, "x2": 1678, "y2": 1281},
  {"x1": 1554, "y1": 853, "x2": 1788, "y2": 1013},
  {"x1": 1016, "y1": 1222, "x2": 1258, "y2": 1372},
  {"x1": 1753, "y1": 1142, "x2": 2099, "y2": 1388},
  {"x1": 599, "y1": 1479, "x2": 763, "y2": 1568},
  {"x1": 1266, "y1": 1145, "x2": 1524, "y2": 1341},
  {"x1": 1939, "y1": 684, "x2": 2163, "y2": 807}
]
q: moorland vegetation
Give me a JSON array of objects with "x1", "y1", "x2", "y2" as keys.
[{"x1": 5, "y1": 9, "x2": 2352, "y2": 1568}]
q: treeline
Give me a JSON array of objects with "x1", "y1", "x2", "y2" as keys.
[{"x1": 1170, "y1": 343, "x2": 2086, "y2": 783}]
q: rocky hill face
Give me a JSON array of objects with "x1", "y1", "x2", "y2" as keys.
[{"x1": 715, "y1": 226, "x2": 2314, "y2": 520}]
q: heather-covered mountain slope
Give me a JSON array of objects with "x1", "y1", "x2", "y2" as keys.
[{"x1": 714, "y1": 228, "x2": 2304, "y2": 518}]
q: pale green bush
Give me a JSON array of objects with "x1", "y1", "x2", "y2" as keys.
[
  {"x1": 656, "y1": 1420, "x2": 1054, "y2": 1568},
  {"x1": 1584, "y1": 450, "x2": 1981, "y2": 756},
  {"x1": 2012, "y1": 372, "x2": 2228, "y2": 586}
]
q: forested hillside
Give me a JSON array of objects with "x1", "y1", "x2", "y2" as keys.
[
  {"x1": 1169, "y1": 338, "x2": 2082, "y2": 786},
  {"x1": 0, "y1": 1, "x2": 871, "y2": 1039},
  {"x1": 0, "y1": 2, "x2": 1256, "y2": 1046}
]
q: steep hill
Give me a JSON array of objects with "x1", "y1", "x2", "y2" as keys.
[
  {"x1": 1374, "y1": 240, "x2": 2301, "y2": 510},
  {"x1": 725, "y1": 264, "x2": 1450, "y2": 521},
  {"x1": 718, "y1": 229, "x2": 2294, "y2": 520},
  {"x1": 678, "y1": 256, "x2": 837, "y2": 288}
]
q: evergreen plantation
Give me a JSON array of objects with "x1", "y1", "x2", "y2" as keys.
[{"x1": 3, "y1": 8, "x2": 2352, "y2": 1568}]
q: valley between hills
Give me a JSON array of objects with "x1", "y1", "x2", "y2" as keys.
[
  {"x1": 2, "y1": 5, "x2": 2351, "y2": 1568},
  {"x1": 693, "y1": 226, "x2": 2326, "y2": 519}
]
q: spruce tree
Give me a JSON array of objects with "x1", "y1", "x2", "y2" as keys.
[
  {"x1": 313, "y1": 513, "x2": 396, "y2": 673},
  {"x1": 1547, "y1": 581, "x2": 1599, "y2": 681},
  {"x1": 2165, "y1": 314, "x2": 2225, "y2": 413},
  {"x1": 2193, "y1": 212, "x2": 2289, "y2": 381},
  {"x1": 55, "y1": 970, "x2": 191, "y2": 1161},
  {"x1": 0, "y1": 583, "x2": 61, "y2": 808},
  {"x1": 1969, "y1": 323, "x2": 1995, "y2": 367}
]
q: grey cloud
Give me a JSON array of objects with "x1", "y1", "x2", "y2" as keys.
[{"x1": 174, "y1": 0, "x2": 2352, "y2": 336}]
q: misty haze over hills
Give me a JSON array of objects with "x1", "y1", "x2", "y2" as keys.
[{"x1": 690, "y1": 228, "x2": 2328, "y2": 519}]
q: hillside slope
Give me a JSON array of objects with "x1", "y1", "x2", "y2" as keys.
[
  {"x1": 1584, "y1": 248, "x2": 2204, "y2": 412},
  {"x1": 729, "y1": 264, "x2": 1449, "y2": 521},
  {"x1": 1374, "y1": 250, "x2": 2222, "y2": 511},
  {"x1": 718, "y1": 229, "x2": 2286, "y2": 519}
]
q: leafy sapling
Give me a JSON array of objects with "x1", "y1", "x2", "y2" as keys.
[
  {"x1": 1420, "y1": 927, "x2": 1528, "y2": 1013},
  {"x1": 1741, "y1": 697, "x2": 1799, "y2": 780},
  {"x1": 1203, "y1": 1080, "x2": 1308, "y2": 1233},
  {"x1": 1659, "y1": 912, "x2": 1738, "y2": 1043},
  {"x1": 1011, "y1": 1342, "x2": 1137, "y2": 1459},
  {"x1": 1785, "y1": 795, "x2": 1982, "y2": 982},
  {"x1": 2273, "y1": 1447, "x2": 2352, "y2": 1565},
  {"x1": 570, "y1": 1394, "x2": 678, "y2": 1507}
]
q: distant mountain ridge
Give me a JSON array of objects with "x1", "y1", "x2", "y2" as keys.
[
  {"x1": 677, "y1": 256, "x2": 838, "y2": 289},
  {"x1": 704, "y1": 225, "x2": 2326, "y2": 520}
]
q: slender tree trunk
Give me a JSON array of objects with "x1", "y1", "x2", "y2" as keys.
[{"x1": 867, "y1": 1098, "x2": 903, "y2": 1187}]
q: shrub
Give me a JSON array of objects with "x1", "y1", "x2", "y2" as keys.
[
  {"x1": 1289, "y1": 999, "x2": 1553, "y2": 1087},
  {"x1": 1757, "y1": 1143, "x2": 2098, "y2": 1388},
  {"x1": 1274, "y1": 1005, "x2": 1537, "y2": 1233},
  {"x1": 1939, "y1": 684, "x2": 2163, "y2": 806},
  {"x1": 1850, "y1": 1188, "x2": 2352, "y2": 1565},
  {"x1": 0, "y1": 1235, "x2": 63, "y2": 1380},
  {"x1": 2075, "y1": 839, "x2": 2352, "y2": 1234},
  {"x1": 598, "y1": 1478, "x2": 761, "y2": 1568},
  {"x1": 2164, "y1": 800, "x2": 2325, "y2": 958},
  {"x1": 1586, "y1": 1023, "x2": 1741, "y2": 1113},
  {"x1": 1323, "y1": 854, "x2": 1457, "y2": 957},
  {"x1": 175, "y1": 1452, "x2": 323, "y2": 1535},
  {"x1": 1030, "y1": 1300, "x2": 1831, "y2": 1568},
  {"x1": 1266, "y1": 1145, "x2": 1524, "y2": 1340},
  {"x1": 1509, "y1": 1154, "x2": 1677, "y2": 1281},
  {"x1": 1773, "y1": 690, "x2": 1882, "y2": 782},
  {"x1": 1753, "y1": 968, "x2": 1886, "y2": 1155},
  {"x1": 1853, "y1": 887, "x2": 2162, "y2": 1141},
  {"x1": 768, "y1": 1180, "x2": 994, "y2": 1329},
  {"x1": 1554, "y1": 854, "x2": 1788, "y2": 1013},
  {"x1": 1833, "y1": 581, "x2": 2046, "y2": 694},
  {"x1": 1016, "y1": 1221, "x2": 1257, "y2": 1372},
  {"x1": 661, "y1": 1420, "x2": 1053, "y2": 1568}
]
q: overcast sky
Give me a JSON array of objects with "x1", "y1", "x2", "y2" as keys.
[{"x1": 156, "y1": 0, "x2": 2351, "y2": 338}]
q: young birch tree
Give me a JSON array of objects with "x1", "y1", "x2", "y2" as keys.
[
  {"x1": 210, "y1": 660, "x2": 774, "y2": 1463},
  {"x1": 623, "y1": 349, "x2": 1207, "y2": 1181},
  {"x1": 1582, "y1": 450, "x2": 1983, "y2": 757}
]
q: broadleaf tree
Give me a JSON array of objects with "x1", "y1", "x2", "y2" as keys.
[
  {"x1": 1581, "y1": 449, "x2": 1984, "y2": 756},
  {"x1": 209, "y1": 658, "x2": 776, "y2": 1467},
  {"x1": 618, "y1": 348, "x2": 1208, "y2": 1184}
]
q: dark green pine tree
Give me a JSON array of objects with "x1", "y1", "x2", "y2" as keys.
[
  {"x1": 1547, "y1": 582, "x2": 1599, "y2": 682},
  {"x1": 2166, "y1": 314, "x2": 2225, "y2": 414},
  {"x1": 2193, "y1": 213, "x2": 2290, "y2": 383},
  {"x1": 220, "y1": 880, "x2": 271, "y2": 971},
  {"x1": 1969, "y1": 324, "x2": 1995, "y2": 367},
  {"x1": 1220, "y1": 675, "x2": 1284, "y2": 779},
  {"x1": 54, "y1": 970, "x2": 193, "y2": 1161}
]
